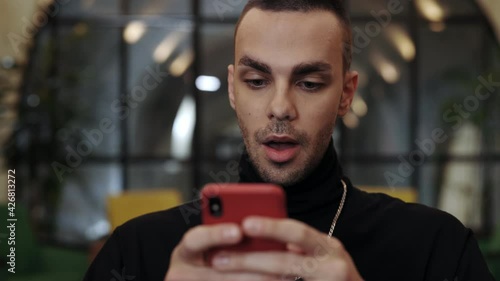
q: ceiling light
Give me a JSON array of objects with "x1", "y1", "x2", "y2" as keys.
[
  {"x1": 153, "y1": 32, "x2": 184, "y2": 63},
  {"x1": 351, "y1": 96, "x2": 368, "y2": 117},
  {"x1": 343, "y1": 112, "x2": 360, "y2": 129},
  {"x1": 169, "y1": 49, "x2": 194, "y2": 77},
  {"x1": 416, "y1": 0, "x2": 446, "y2": 22},
  {"x1": 386, "y1": 25, "x2": 416, "y2": 61},
  {"x1": 196, "y1": 75, "x2": 221, "y2": 92},
  {"x1": 370, "y1": 51, "x2": 400, "y2": 84},
  {"x1": 123, "y1": 21, "x2": 147, "y2": 44}
]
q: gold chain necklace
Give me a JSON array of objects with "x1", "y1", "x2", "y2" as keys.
[
  {"x1": 328, "y1": 179, "x2": 347, "y2": 237},
  {"x1": 295, "y1": 179, "x2": 347, "y2": 281}
]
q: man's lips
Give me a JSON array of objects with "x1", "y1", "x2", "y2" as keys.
[{"x1": 262, "y1": 136, "x2": 300, "y2": 163}]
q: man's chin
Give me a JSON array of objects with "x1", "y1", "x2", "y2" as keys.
[{"x1": 257, "y1": 163, "x2": 305, "y2": 187}]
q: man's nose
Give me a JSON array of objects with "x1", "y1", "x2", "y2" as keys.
[{"x1": 266, "y1": 84, "x2": 298, "y2": 121}]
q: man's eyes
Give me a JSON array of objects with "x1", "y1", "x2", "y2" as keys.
[
  {"x1": 244, "y1": 79, "x2": 268, "y2": 89},
  {"x1": 242, "y1": 79, "x2": 325, "y2": 92},
  {"x1": 297, "y1": 81, "x2": 324, "y2": 92}
]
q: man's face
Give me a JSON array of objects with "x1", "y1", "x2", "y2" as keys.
[{"x1": 228, "y1": 9, "x2": 358, "y2": 186}]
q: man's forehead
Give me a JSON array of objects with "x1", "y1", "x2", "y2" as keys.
[
  {"x1": 234, "y1": 9, "x2": 343, "y2": 73},
  {"x1": 235, "y1": 8, "x2": 341, "y2": 40},
  {"x1": 235, "y1": 8, "x2": 343, "y2": 54}
]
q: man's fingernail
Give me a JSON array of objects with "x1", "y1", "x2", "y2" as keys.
[
  {"x1": 243, "y1": 218, "x2": 261, "y2": 233},
  {"x1": 223, "y1": 227, "x2": 239, "y2": 239},
  {"x1": 213, "y1": 254, "x2": 230, "y2": 267}
]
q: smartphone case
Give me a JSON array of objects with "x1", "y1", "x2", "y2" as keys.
[{"x1": 201, "y1": 183, "x2": 288, "y2": 263}]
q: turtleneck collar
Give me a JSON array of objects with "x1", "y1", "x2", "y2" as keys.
[{"x1": 238, "y1": 139, "x2": 346, "y2": 230}]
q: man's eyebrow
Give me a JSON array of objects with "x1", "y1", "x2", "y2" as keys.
[
  {"x1": 238, "y1": 56, "x2": 272, "y2": 74},
  {"x1": 292, "y1": 62, "x2": 332, "y2": 76}
]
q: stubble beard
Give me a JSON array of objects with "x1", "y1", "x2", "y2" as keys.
[{"x1": 237, "y1": 115, "x2": 335, "y2": 187}]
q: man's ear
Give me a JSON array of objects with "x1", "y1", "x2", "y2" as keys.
[
  {"x1": 338, "y1": 70, "x2": 358, "y2": 117},
  {"x1": 228, "y1": 64, "x2": 236, "y2": 110}
]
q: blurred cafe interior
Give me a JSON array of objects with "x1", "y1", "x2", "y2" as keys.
[{"x1": 0, "y1": 0, "x2": 499, "y2": 280}]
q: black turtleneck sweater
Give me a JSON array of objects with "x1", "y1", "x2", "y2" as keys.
[{"x1": 83, "y1": 142, "x2": 495, "y2": 281}]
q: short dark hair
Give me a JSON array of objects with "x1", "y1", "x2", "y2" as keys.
[{"x1": 234, "y1": 0, "x2": 353, "y2": 73}]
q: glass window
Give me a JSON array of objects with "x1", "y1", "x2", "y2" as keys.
[
  {"x1": 345, "y1": 163, "x2": 413, "y2": 188},
  {"x1": 419, "y1": 163, "x2": 440, "y2": 207},
  {"x1": 421, "y1": 161, "x2": 491, "y2": 232},
  {"x1": 199, "y1": 24, "x2": 237, "y2": 160},
  {"x1": 343, "y1": 22, "x2": 411, "y2": 156},
  {"x1": 57, "y1": 24, "x2": 121, "y2": 157},
  {"x1": 128, "y1": 161, "x2": 193, "y2": 200},
  {"x1": 127, "y1": 22, "x2": 194, "y2": 158},
  {"x1": 418, "y1": 24, "x2": 489, "y2": 158},
  {"x1": 55, "y1": 163, "x2": 122, "y2": 244},
  {"x1": 128, "y1": 0, "x2": 191, "y2": 15},
  {"x1": 436, "y1": 161, "x2": 486, "y2": 231}
]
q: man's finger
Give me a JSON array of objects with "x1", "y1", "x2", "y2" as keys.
[
  {"x1": 212, "y1": 251, "x2": 305, "y2": 277},
  {"x1": 287, "y1": 243, "x2": 305, "y2": 255},
  {"x1": 176, "y1": 224, "x2": 242, "y2": 260},
  {"x1": 242, "y1": 217, "x2": 344, "y2": 255},
  {"x1": 211, "y1": 250, "x2": 354, "y2": 281}
]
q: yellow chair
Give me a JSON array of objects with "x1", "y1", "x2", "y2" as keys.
[
  {"x1": 358, "y1": 186, "x2": 418, "y2": 203},
  {"x1": 107, "y1": 189, "x2": 183, "y2": 230}
]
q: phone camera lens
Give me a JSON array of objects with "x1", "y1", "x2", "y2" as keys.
[{"x1": 209, "y1": 197, "x2": 223, "y2": 217}]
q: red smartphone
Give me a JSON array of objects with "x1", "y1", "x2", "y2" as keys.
[{"x1": 201, "y1": 183, "x2": 287, "y2": 263}]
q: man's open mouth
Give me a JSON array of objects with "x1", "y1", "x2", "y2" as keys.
[
  {"x1": 262, "y1": 136, "x2": 300, "y2": 163},
  {"x1": 265, "y1": 141, "x2": 298, "y2": 150}
]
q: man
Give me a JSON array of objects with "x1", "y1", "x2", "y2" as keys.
[{"x1": 84, "y1": 1, "x2": 495, "y2": 280}]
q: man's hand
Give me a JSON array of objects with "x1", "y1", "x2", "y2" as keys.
[
  {"x1": 165, "y1": 218, "x2": 364, "y2": 281},
  {"x1": 164, "y1": 223, "x2": 286, "y2": 281},
  {"x1": 210, "y1": 217, "x2": 364, "y2": 281}
]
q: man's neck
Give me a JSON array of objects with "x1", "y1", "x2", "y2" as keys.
[{"x1": 238, "y1": 139, "x2": 345, "y2": 219}]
